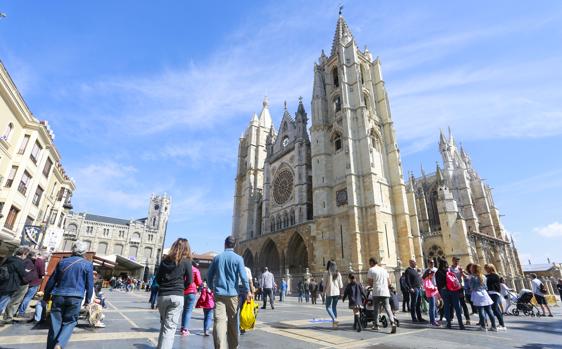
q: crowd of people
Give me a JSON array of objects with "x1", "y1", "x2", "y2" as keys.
[{"x1": 1, "y1": 237, "x2": 561, "y2": 349}]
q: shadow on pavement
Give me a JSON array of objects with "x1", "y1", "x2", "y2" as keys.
[
  {"x1": 131, "y1": 327, "x2": 159, "y2": 333},
  {"x1": 516, "y1": 345, "x2": 562, "y2": 349}
]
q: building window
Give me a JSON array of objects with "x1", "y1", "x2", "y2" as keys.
[
  {"x1": 97, "y1": 242, "x2": 108, "y2": 255},
  {"x1": 270, "y1": 217, "x2": 275, "y2": 232},
  {"x1": 83, "y1": 240, "x2": 91, "y2": 251},
  {"x1": 2, "y1": 123, "x2": 14, "y2": 142},
  {"x1": 5, "y1": 166, "x2": 18, "y2": 188},
  {"x1": 25, "y1": 215, "x2": 34, "y2": 226},
  {"x1": 333, "y1": 133, "x2": 342, "y2": 152},
  {"x1": 144, "y1": 247, "x2": 153, "y2": 258},
  {"x1": 129, "y1": 246, "x2": 138, "y2": 259},
  {"x1": 67, "y1": 223, "x2": 78, "y2": 234},
  {"x1": 333, "y1": 96, "x2": 342, "y2": 113},
  {"x1": 152, "y1": 217, "x2": 157, "y2": 227},
  {"x1": 4, "y1": 205, "x2": 20, "y2": 230},
  {"x1": 18, "y1": 135, "x2": 30, "y2": 155},
  {"x1": 103, "y1": 228, "x2": 110, "y2": 237},
  {"x1": 32, "y1": 186, "x2": 44, "y2": 206},
  {"x1": 147, "y1": 234, "x2": 154, "y2": 242},
  {"x1": 18, "y1": 171, "x2": 32, "y2": 195},
  {"x1": 49, "y1": 210, "x2": 58, "y2": 225},
  {"x1": 30, "y1": 141, "x2": 42, "y2": 164},
  {"x1": 290, "y1": 210, "x2": 295, "y2": 226},
  {"x1": 58, "y1": 213, "x2": 65, "y2": 228},
  {"x1": 86, "y1": 225, "x2": 93, "y2": 234},
  {"x1": 118, "y1": 230, "x2": 125, "y2": 238},
  {"x1": 332, "y1": 67, "x2": 339, "y2": 87},
  {"x1": 57, "y1": 188, "x2": 65, "y2": 201},
  {"x1": 63, "y1": 239, "x2": 74, "y2": 251},
  {"x1": 0, "y1": 202, "x2": 4, "y2": 218},
  {"x1": 114, "y1": 244, "x2": 124, "y2": 255},
  {"x1": 43, "y1": 158, "x2": 53, "y2": 177},
  {"x1": 131, "y1": 232, "x2": 141, "y2": 242}
]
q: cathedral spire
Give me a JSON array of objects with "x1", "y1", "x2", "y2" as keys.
[
  {"x1": 258, "y1": 96, "x2": 273, "y2": 129},
  {"x1": 331, "y1": 13, "x2": 354, "y2": 56},
  {"x1": 436, "y1": 162, "x2": 445, "y2": 185},
  {"x1": 439, "y1": 128, "x2": 447, "y2": 146}
]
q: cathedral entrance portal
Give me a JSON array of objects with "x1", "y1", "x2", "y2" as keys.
[
  {"x1": 286, "y1": 232, "x2": 308, "y2": 274},
  {"x1": 258, "y1": 239, "x2": 281, "y2": 275},
  {"x1": 243, "y1": 249, "x2": 254, "y2": 271}
]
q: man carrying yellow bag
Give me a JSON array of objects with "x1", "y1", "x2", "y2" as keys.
[{"x1": 240, "y1": 297, "x2": 259, "y2": 332}]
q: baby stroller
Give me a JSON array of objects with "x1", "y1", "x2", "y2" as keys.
[
  {"x1": 511, "y1": 289, "x2": 541, "y2": 317},
  {"x1": 359, "y1": 286, "x2": 401, "y2": 329}
]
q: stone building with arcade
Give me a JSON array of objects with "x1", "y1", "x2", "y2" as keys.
[{"x1": 231, "y1": 14, "x2": 523, "y2": 289}]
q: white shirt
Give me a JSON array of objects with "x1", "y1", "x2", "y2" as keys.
[
  {"x1": 531, "y1": 278, "x2": 544, "y2": 296},
  {"x1": 367, "y1": 265, "x2": 390, "y2": 297},
  {"x1": 323, "y1": 271, "x2": 343, "y2": 297},
  {"x1": 260, "y1": 271, "x2": 275, "y2": 289}
]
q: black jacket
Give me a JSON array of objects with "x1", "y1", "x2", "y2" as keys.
[
  {"x1": 404, "y1": 267, "x2": 421, "y2": 289},
  {"x1": 435, "y1": 269, "x2": 447, "y2": 290},
  {"x1": 156, "y1": 258, "x2": 193, "y2": 297},
  {"x1": 486, "y1": 273, "x2": 501, "y2": 293},
  {"x1": 0, "y1": 256, "x2": 26, "y2": 295},
  {"x1": 343, "y1": 281, "x2": 366, "y2": 307}
]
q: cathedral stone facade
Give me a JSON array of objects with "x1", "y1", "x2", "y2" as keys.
[
  {"x1": 412, "y1": 130, "x2": 523, "y2": 289},
  {"x1": 231, "y1": 15, "x2": 523, "y2": 288}
]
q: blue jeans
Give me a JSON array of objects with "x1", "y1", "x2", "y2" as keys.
[
  {"x1": 47, "y1": 296, "x2": 83, "y2": 349},
  {"x1": 149, "y1": 287, "x2": 159, "y2": 307},
  {"x1": 428, "y1": 296, "x2": 436, "y2": 324},
  {"x1": 181, "y1": 293, "x2": 196, "y2": 329},
  {"x1": 304, "y1": 291, "x2": 310, "y2": 303},
  {"x1": 325, "y1": 296, "x2": 339, "y2": 322},
  {"x1": 477, "y1": 305, "x2": 496, "y2": 329},
  {"x1": 279, "y1": 289, "x2": 286, "y2": 302},
  {"x1": 34, "y1": 300, "x2": 46, "y2": 322},
  {"x1": 203, "y1": 308, "x2": 213, "y2": 333},
  {"x1": 490, "y1": 294, "x2": 505, "y2": 327},
  {"x1": 409, "y1": 288, "x2": 423, "y2": 321},
  {"x1": 17, "y1": 285, "x2": 38, "y2": 316},
  {"x1": 0, "y1": 294, "x2": 12, "y2": 314},
  {"x1": 442, "y1": 288, "x2": 463, "y2": 326}
]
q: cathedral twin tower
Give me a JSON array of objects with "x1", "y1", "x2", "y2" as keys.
[{"x1": 232, "y1": 15, "x2": 523, "y2": 287}]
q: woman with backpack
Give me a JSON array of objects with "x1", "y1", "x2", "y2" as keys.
[
  {"x1": 155, "y1": 238, "x2": 193, "y2": 349},
  {"x1": 484, "y1": 264, "x2": 506, "y2": 330},
  {"x1": 469, "y1": 264, "x2": 496, "y2": 331},
  {"x1": 435, "y1": 259, "x2": 465, "y2": 330}
]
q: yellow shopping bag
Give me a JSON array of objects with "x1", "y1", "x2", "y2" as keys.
[{"x1": 239, "y1": 299, "x2": 259, "y2": 331}]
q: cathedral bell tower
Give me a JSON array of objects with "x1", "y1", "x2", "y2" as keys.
[{"x1": 310, "y1": 14, "x2": 422, "y2": 270}]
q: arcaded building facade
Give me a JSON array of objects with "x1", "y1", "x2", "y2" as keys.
[{"x1": 232, "y1": 15, "x2": 523, "y2": 288}]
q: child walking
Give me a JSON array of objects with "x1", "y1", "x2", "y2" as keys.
[
  {"x1": 195, "y1": 282, "x2": 215, "y2": 336},
  {"x1": 342, "y1": 273, "x2": 366, "y2": 332}
]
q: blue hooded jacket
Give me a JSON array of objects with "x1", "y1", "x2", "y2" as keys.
[{"x1": 45, "y1": 255, "x2": 94, "y2": 302}]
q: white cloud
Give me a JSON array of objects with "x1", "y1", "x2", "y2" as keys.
[{"x1": 534, "y1": 222, "x2": 562, "y2": 238}]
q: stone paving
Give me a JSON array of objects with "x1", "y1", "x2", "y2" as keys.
[{"x1": 0, "y1": 290, "x2": 561, "y2": 349}]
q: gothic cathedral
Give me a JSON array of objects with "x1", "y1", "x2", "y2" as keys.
[{"x1": 231, "y1": 14, "x2": 523, "y2": 288}]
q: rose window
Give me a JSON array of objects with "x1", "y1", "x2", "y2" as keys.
[{"x1": 273, "y1": 169, "x2": 294, "y2": 205}]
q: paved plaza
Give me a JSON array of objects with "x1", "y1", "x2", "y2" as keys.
[{"x1": 0, "y1": 291, "x2": 560, "y2": 349}]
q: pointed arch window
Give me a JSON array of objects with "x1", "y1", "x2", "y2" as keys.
[
  {"x1": 290, "y1": 209, "x2": 295, "y2": 226},
  {"x1": 276, "y1": 214, "x2": 282, "y2": 230},
  {"x1": 332, "y1": 132, "x2": 343, "y2": 152},
  {"x1": 333, "y1": 96, "x2": 342, "y2": 113},
  {"x1": 332, "y1": 67, "x2": 339, "y2": 87},
  {"x1": 283, "y1": 212, "x2": 289, "y2": 228},
  {"x1": 271, "y1": 216, "x2": 275, "y2": 232}
]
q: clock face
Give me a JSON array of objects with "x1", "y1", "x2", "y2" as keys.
[
  {"x1": 282, "y1": 137, "x2": 289, "y2": 147},
  {"x1": 273, "y1": 169, "x2": 294, "y2": 205},
  {"x1": 154, "y1": 204, "x2": 160, "y2": 211}
]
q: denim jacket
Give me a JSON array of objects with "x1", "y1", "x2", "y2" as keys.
[
  {"x1": 45, "y1": 256, "x2": 94, "y2": 302},
  {"x1": 207, "y1": 249, "x2": 248, "y2": 297},
  {"x1": 469, "y1": 275, "x2": 488, "y2": 292}
]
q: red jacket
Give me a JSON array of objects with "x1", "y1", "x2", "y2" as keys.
[
  {"x1": 195, "y1": 287, "x2": 215, "y2": 309},
  {"x1": 184, "y1": 266, "x2": 202, "y2": 295}
]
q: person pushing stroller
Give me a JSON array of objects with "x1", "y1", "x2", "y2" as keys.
[{"x1": 367, "y1": 257, "x2": 397, "y2": 333}]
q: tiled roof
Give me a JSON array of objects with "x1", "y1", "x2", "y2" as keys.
[{"x1": 84, "y1": 214, "x2": 130, "y2": 226}]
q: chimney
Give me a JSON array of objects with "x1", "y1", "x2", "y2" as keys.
[
  {"x1": 547, "y1": 257, "x2": 551, "y2": 264},
  {"x1": 528, "y1": 259, "x2": 531, "y2": 265}
]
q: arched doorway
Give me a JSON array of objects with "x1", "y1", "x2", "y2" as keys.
[
  {"x1": 243, "y1": 249, "x2": 254, "y2": 270},
  {"x1": 286, "y1": 232, "x2": 308, "y2": 274},
  {"x1": 259, "y1": 239, "x2": 280, "y2": 275}
]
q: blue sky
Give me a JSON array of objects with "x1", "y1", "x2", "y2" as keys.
[{"x1": 1, "y1": 1, "x2": 561, "y2": 264}]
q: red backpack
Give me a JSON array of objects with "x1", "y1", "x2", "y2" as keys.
[{"x1": 446, "y1": 271, "x2": 462, "y2": 291}]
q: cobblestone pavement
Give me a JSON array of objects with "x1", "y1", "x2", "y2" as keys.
[{"x1": 0, "y1": 290, "x2": 561, "y2": 349}]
